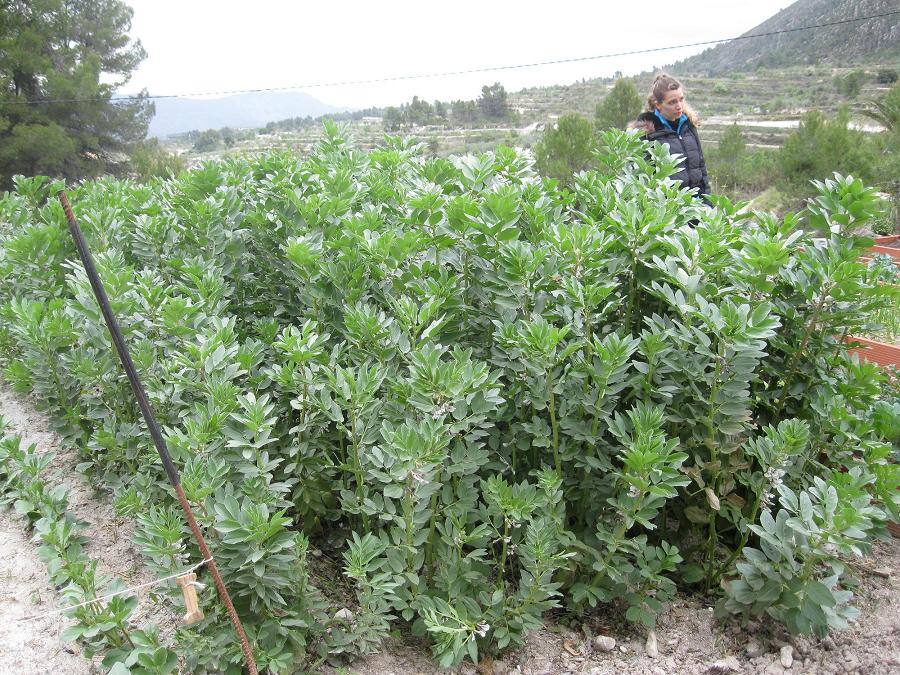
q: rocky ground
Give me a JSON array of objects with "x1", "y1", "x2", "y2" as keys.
[
  {"x1": 332, "y1": 541, "x2": 899, "y2": 675},
  {"x1": 0, "y1": 384, "x2": 175, "y2": 674},
  {"x1": 1, "y1": 382, "x2": 897, "y2": 675}
]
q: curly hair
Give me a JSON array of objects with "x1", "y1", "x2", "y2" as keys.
[{"x1": 644, "y1": 73, "x2": 699, "y2": 126}]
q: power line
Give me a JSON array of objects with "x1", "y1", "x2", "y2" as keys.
[{"x1": 4, "y1": 9, "x2": 900, "y2": 107}]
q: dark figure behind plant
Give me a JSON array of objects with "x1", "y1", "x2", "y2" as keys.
[{"x1": 629, "y1": 73, "x2": 711, "y2": 201}]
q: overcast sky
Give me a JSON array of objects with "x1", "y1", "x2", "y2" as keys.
[{"x1": 122, "y1": 1, "x2": 793, "y2": 108}]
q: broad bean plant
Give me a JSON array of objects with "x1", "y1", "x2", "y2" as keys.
[{"x1": 0, "y1": 125, "x2": 898, "y2": 671}]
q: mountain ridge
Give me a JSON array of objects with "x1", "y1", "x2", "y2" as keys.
[
  {"x1": 147, "y1": 90, "x2": 348, "y2": 137},
  {"x1": 675, "y1": 0, "x2": 900, "y2": 75}
]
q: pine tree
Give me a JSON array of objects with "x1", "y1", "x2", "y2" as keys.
[
  {"x1": 0, "y1": 0, "x2": 152, "y2": 186},
  {"x1": 535, "y1": 112, "x2": 595, "y2": 185},
  {"x1": 595, "y1": 79, "x2": 643, "y2": 131}
]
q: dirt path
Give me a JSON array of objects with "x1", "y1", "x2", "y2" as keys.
[
  {"x1": 704, "y1": 116, "x2": 885, "y2": 133},
  {"x1": 0, "y1": 384, "x2": 173, "y2": 674},
  {"x1": 0, "y1": 505, "x2": 91, "y2": 673}
]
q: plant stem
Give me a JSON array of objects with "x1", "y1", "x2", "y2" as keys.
[
  {"x1": 626, "y1": 255, "x2": 638, "y2": 333},
  {"x1": 547, "y1": 369, "x2": 560, "y2": 473},
  {"x1": 119, "y1": 625, "x2": 136, "y2": 649},
  {"x1": 496, "y1": 519, "x2": 510, "y2": 590},
  {"x1": 349, "y1": 406, "x2": 368, "y2": 530},
  {"x1": 403, "y1": 477, "x2": 419, "y2": 595},
  {"x1": 590, "y1": 371, "x2": 610, "y2": 438},
  {"x1": 704, "y1": 354, "x2": 722, "y2": 591},
  {"x1": 715, "y1": 493, "x2": 762, "y2": 582},
  {"x1": 773, "y1": 284, "x2": 832, "y2": 417},
  {"x1": 425, "y1": 467, "x2": 442, "y2": 582}
]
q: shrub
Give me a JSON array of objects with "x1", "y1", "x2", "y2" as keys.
[
  {"x1": 833, "y1": 70, "x2": 867, "y2": 98},
  {"x1": 708, "y1": 123, "x2": 746, "y2": 188},
  {"x1": 876, "y1": 69, "x2": 898, "y2": 85},
  {"x1": 534, "y1": 112, "x2": 595, "y2": 184},
  {"x1": 779, "y1": 108, "x2": 876, "y2": 191},
  {"x1": 0, "y1": 126, "x2": 896, "y2": 669},
  {"x1": 129, "y1": 139, "x2": 185, "y2": 181},
  {"x1": 192, "y1": 129, "x2": 223, "y2": 152},
  {"x1": 594, "y1": 79, "x2": 643, "y2": 131}
]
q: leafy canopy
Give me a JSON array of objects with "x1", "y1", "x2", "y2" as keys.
[
  {"x1": 535, "y1": 112, "x2": 595, "y2": 184},
  {"x1": 595, "y1": 78, "x2": 643, "y2": 130},
  {"x1": 0, "y1": 0, "x2": 152, "y2": 187}
]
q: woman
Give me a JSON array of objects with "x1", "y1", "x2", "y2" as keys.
[{"x1": 630, "y1": 74, "x2": 710, "y2": 200}]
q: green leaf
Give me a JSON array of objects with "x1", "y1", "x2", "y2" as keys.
[
  {"x1": 383, "y1": 484, "x2": 403, "y2": 499},
  {"x1": 684, "y1": 506, "x2": 708, "y2": 524},
  {"x1": 682, "y1": 563, "x2": 704, "y2": 584},
  {"x1": 805, "y1": 580, "x2": 837, "y2": 608},
  {"x1": 625, "y1": 604, "x2": 655, "y2": 627},
  {"x1": 467, "y1": 636, "x2": 479, "y2": 665}
]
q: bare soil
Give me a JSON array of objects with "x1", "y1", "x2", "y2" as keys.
[
  {"x1": 1, "y1": 382, "x2": 898, "y2": 675},
  {"x1": 327, "y1": 537, "x2": 899, "y2": 675},
  {"x1": 0, "y1": 384, "x2": 175, "y2": 674}
]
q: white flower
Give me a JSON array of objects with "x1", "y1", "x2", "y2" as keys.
[
  {"x1": 761, "y1": 462, "x2": 786, "y2": 512},
  {"x1": 431, "y1": 401, "x2": 455, "y2": 419},
  {"x1": 475, "y1": 621, "x2": 490, "y2": 638},
  {"x1": 764, "y1": 465, "x2": 785, "y2": 488}
]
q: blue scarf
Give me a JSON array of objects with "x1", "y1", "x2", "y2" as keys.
[{"x1": 654, "y1": 109, "x2": 686, "y2": 134}]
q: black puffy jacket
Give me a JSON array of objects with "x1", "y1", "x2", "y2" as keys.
[{"x1": 633, "y1": 111, "x2": 710, "y2": 197}]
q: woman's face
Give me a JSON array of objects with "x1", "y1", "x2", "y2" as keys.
[{"x1": 656, "y1": 87, "x2": 685, "y2": 121}]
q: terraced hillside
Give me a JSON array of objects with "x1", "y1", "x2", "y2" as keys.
[
  {"x1": 162, "y1": 0, "x2": 900, "y2": 164},
  {"x1": 165, "y1": 62, "x2": 897, "y2": 165}
]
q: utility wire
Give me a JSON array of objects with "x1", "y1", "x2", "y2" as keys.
[{"x1": 4, "y1": 9, "x2": 900, "y2": 106}]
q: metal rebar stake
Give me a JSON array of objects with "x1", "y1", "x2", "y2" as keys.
[{"x1": 58, "y1": 190, "x2": 258, "y2": 675}]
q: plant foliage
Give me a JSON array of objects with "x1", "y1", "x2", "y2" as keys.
[{"x1": 0, "y1": 126, "x2": 897, "y2": 670}]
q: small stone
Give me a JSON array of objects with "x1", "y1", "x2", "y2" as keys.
[
  {"x1": 492, "y1": 659, "x2": 511, "y2": 675},
  {"x1": 333, "y1": 608, "x2": 354, "y2": 622},
  {"x1": 531, "y1": 658, "x2": 552, "y2": 673},
  {"x1": 822, "y1": 637, "x2": 837, "y2": 651},
  {"x1": 652, "y1": 668, "x2": 666, "y2": 675},
  {"x1": 872, "y1": 567, "x2": 892, "y2": 578},
  {"x1": 780, "y1": 645, "x2": 794, "y2": 668},
  {"x1": 593, "y1": 635, "x2": 616, "y2": 652},
  {"x1": 764, "y1": 663, "x2": 785, "y2": 675},
  {"x1": 745, "y1": 640, "x2": 766, "y2": 658},
  {"x1": 706, "y1": 655, "x2": 741, "y2": 673},
  {"x1": 645, "y1": 629, "x2": 659, "y2": 658}
]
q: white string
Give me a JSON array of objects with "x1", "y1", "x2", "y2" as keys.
[{"x1": 16, "y1": 558, "x2": 212, "y2": 623}]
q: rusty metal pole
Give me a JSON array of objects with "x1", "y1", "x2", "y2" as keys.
[{"x1": 58, "y1": 190, "x2": 258, "y2": 675}]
